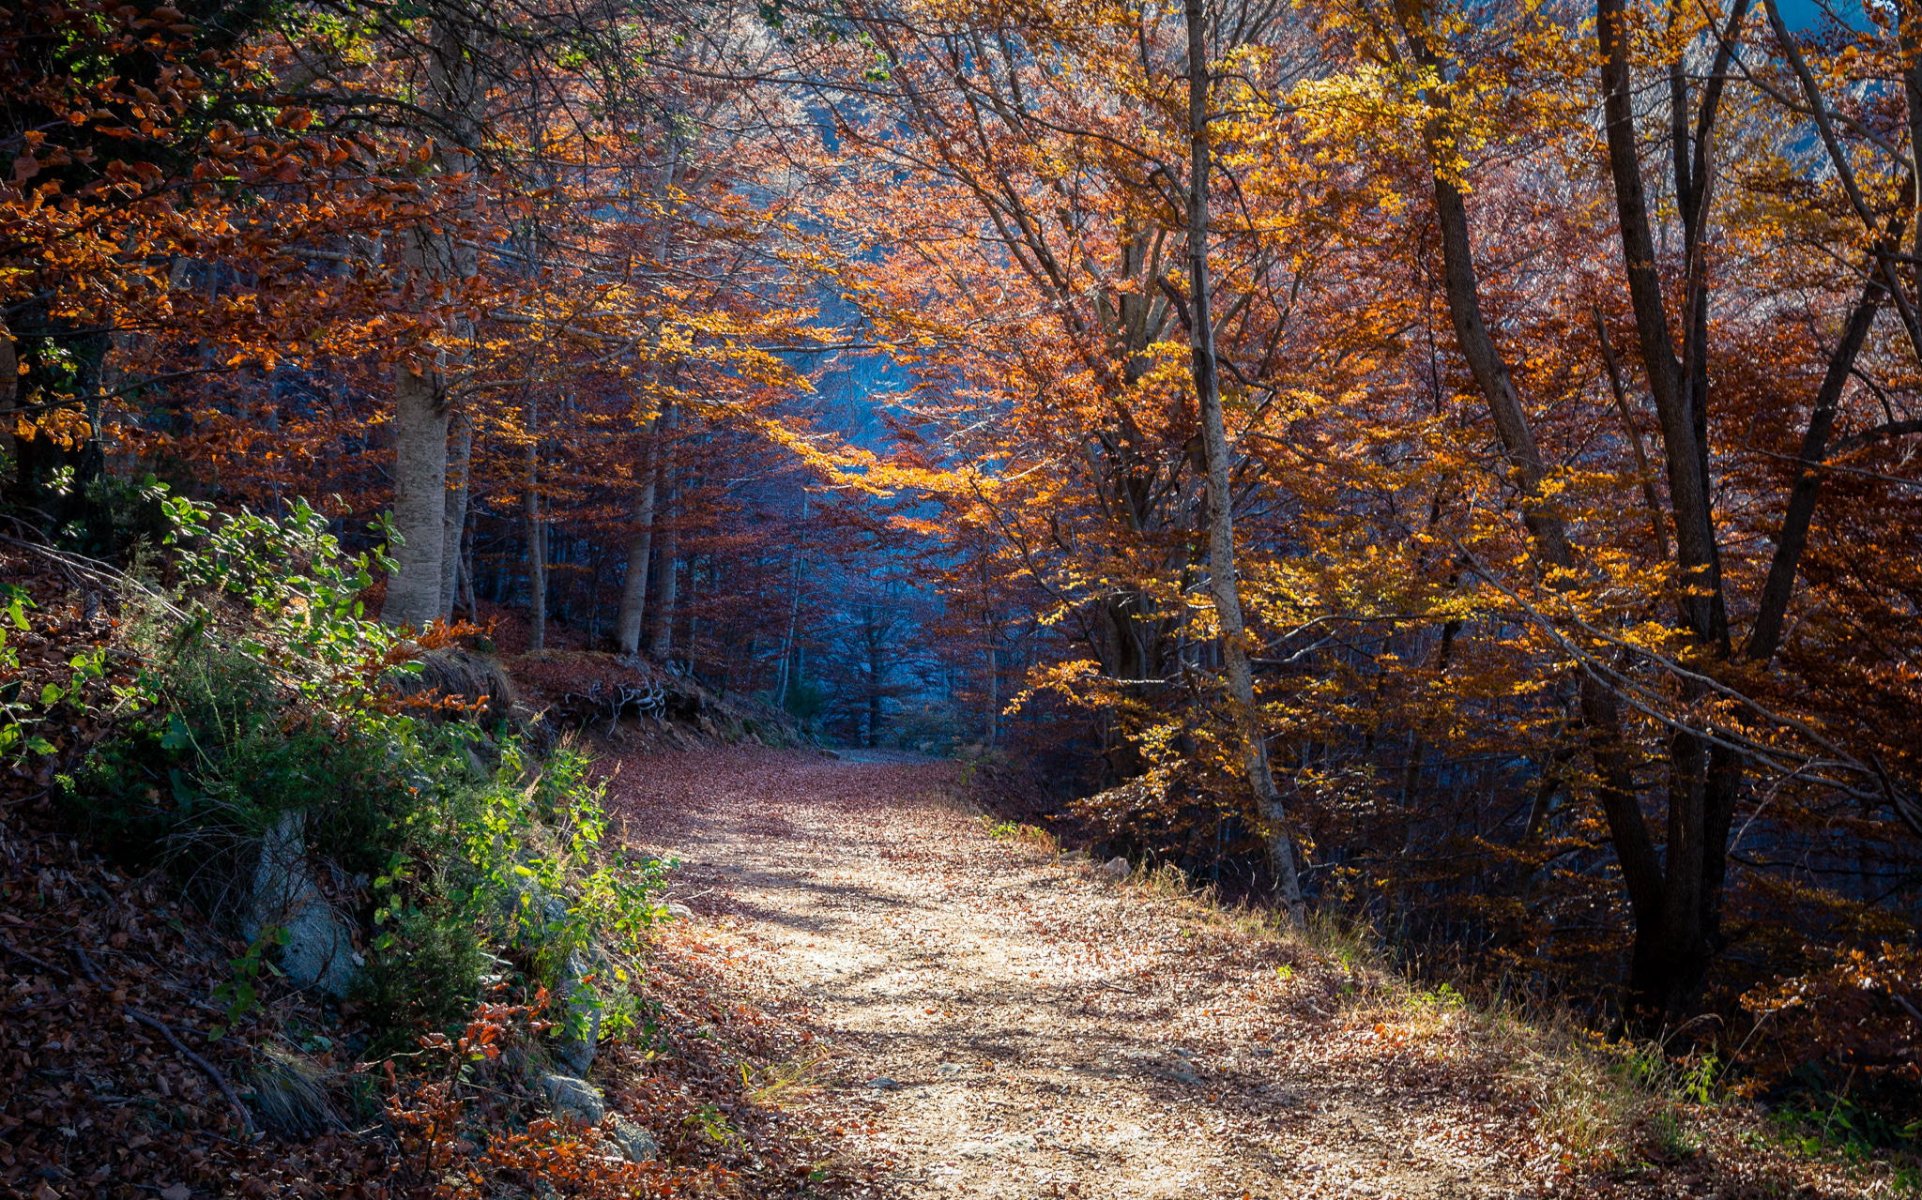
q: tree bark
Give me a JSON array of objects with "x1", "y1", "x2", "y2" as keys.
[
  {"x1": 383, "y1": 9, "x2": 480, "y2": 629},
  {"x1": 1597, "y1": 0, "x2": 1729, "y2": 650},
  {"x1": 614, "y1": 136, "x2": 684, "y2": 656},
  {"x1": 1410, "y1": 11, "x2": 1668, "y2": 1003},
  {"x1": 386, "y1": 366, "x2": 451, "y2": 629},
  {"x1": 440, "y1": 409, "x2": 473, "y2": 621},
  {"x1": 1183, "y1": 0, "x2": 1305, "y2": 922},
  {"x1": 614, "y1": 418, "x2": 658, "y2": 655},
  {"x1": 525, "y1": 391, "x2": 547, "y2": 652},
  {"x1": 646, "y1": 403, "x2": 680, "y2": 662},
  {"x1": 1745, "y1": 275, "x2": 1885, "y2": 661}
]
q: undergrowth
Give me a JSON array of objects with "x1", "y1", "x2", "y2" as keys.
[{"x1": 27, "y1": 491, "x2": 670, "y2": 1056}]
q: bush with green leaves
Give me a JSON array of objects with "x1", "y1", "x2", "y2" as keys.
[{"x1": 50, "y1": 492, "x2": 670, "y2": 1052}]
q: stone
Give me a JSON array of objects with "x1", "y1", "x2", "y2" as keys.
[
  {"x1": 244, "y1": 810, "x2": 361, "y2": 998},
  {"x1": 666, "y1": 901, "x2": 695, "y2": 920},
  {"x1": 538, "y1": 1072, "x2": 606, "y2": 1124},
  {"x1": 867, "y1": 1076, "x2": 899, "y2": 1090},
  {"x1": 1099, "y1": 855, "x2": 1130, "y2": 880},
  {"x1": 551, "y1": 949, "x2": 603, "y2": 1075},
  {"x1": 606, "y1": 1114, "x2": 659, "y2": 1163},
  {"x1": 502, "y1": 875, "x2": 604, "y2": 1074}
]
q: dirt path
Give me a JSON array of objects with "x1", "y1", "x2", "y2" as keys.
[{"x1": 612, "y1": 748, "x2": 1548, "y2": 1200}]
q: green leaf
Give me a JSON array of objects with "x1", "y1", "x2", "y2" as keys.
[{"x1": 160, "y1": 713, "x2": 191, "y2": 752}]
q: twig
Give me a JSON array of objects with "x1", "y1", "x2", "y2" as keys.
[
  {"x1": 1894, "y1": 993, "x2": 1922, "y2": 1030},
  {"x1": 1, "y1": 938, "x2": 71, "y2": 979},
  {"x1": 68, "y1": 944, "x2": 104, "y2": 985},
  {"x1": 127, "y1": 1008, "x2": 257, "y2": 1136}
]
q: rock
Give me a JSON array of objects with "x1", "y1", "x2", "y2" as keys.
[
  {"x1": 666, "y1": 901, "x2": 695, "y2": 920},
  {"x1": 551, "y1": 949, "x2": 603, "y2": 1075},
  {"x1": 606, "y1": 1114, "x2": 659, "y2": 1162},
  {"x1": 1099, "y1": 855, "x2": 1130, "y2": 880},
  {"x1": 867, "y1": 1076, "x2": 899, "y2": 1090},
  {"x1": 502, "y1": 877, "x2": 604, "y2": 1074},
  {"x1": 244, "y1": 810, "x2": 361, "y2": 998},
  {"x1": 538, "y1": 1072, "x2": 605, "y2": 1124},
  {"x1": 935, "y1": 1062, "x2": 966, "y2": 1077}
]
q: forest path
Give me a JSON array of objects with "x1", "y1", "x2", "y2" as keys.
[{"x1": 611, "y1": 748, "x2": 1544, "y2": 1200}]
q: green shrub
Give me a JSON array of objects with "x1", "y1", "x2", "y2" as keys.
[{"x1": 45, "y1": 492, "x2": 670, "y2": 1055}]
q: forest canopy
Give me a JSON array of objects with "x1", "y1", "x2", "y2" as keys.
[{"x1": 3, "y1": 0, "x2": 1919, "y2": 1144}]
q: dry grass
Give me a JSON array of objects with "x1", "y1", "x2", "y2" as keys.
[
  {"x1": 841, "y1": 764, "x2": 1911, "y2": 1196},
  {"x1": 742, "y1": 1051, "x2": 835, "y2": 1106},
  {"x1": 1022, "y1": 838, "x2": 1893, "y2": 1190}
]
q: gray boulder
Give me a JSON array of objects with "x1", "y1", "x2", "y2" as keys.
[
  {"x1": 244, "y1": 811, "x2": 361, "y2": 997},
  {"x1": 551, "y1": 949, "x2": 604, "y2": 1075},
  {"x1": 538, "y1": 1072, "x2": 606, "y2": 1124},
  {"x1": 502, "y1": 877, "x2": 605, "y2": 1074},
  {"x1": 606, "y1": 1114, "x2": 659, "y2": 1163}
]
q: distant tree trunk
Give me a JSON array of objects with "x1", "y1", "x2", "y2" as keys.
[
  {"x1": 459, "y1": 532, "x2": 478, "y2": 622},
  {"x1": 676, "y1": 553, "x2": 700, "y2": 674},
  {"x1": 614, "y1": 136, "x2": 684, "y2": 656},
  {"x1": 865, "y1": 609, "x2": 886, "y2": 747},
  {"x1": 0, "y1": 320, "x2": 15, "y2": 485},
  {"x1": 615, "y1": 418, "x2": 658, "y2": 655},
  {"x1": 1183, "y1": 0, "x2": 1305, "y2": 923},
  {"x1": 525, "y1": 391, "x2": 547, "y2": 652},
  {"x1": 984, "y1": 640, "x2": 998, "y2": 748},
  {"x1": 440, "y1": 409, "x2": 473, "y2": 620},
  {"x1": 646, "y1": 404, "x2": 680, "y2": 662}
]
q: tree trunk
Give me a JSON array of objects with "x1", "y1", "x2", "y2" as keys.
[
  {"x1": 382, "y1": 10, "x2": 480, "y2": 629},
  {"x1": 614, "y1": 137, "x2": 684, "y2": 656},
  {"x1": 1183, "y1": 0, "x2": 1305, "y2": 922},
  {"x1": 525, "y1": 392, "x2": 547, "y2": 652},
  {"x1": 0, "y1": 320, "x2": 15, "y2": 486},
  {"x1": 1412, "y1": 16, "x2": 1670, "y2": 1010},
  {"x1": 1597, "y1": 0, "x2": 1729, "y2": 651},
  {"x1": 646, "y1": 404, "x2": 680, "y2": 662},
  {"x1": 440, "y1": 409, "x2": 473, "y2": 621},
  {"x1": 614, "y1": 417, "x2": 658, "y2": 655},
  {"x1": 385, "y1": 366, "x2": 450, "y2": 629},
  {"x1": 777, "y1": 498, "x2": 806, "y2": 705}
]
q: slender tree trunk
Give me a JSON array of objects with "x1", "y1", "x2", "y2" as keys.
[
  {"x1": 440, "y1": 409, "x2": 473, "y2": 621},
  {"x1": 459, "y1": 532, "x2": 478, "y2": 622},
  {"x1": 1183, "y1": 0, "x2": 1305, "y2": 922},
  {"x1": 525, "y1": 392, "x2": 547, "y2": 652},
  {"x1": 866, "y1": 616, "x2": 885, "y2": 747},
  {"x1": 1746, "y1": 267, "x2": 1889, "y2": 661},
  {"x1": 1598, "y1": 0, "x2": 1729, "y2": 651},
  {"x1": 777, "y1": 501, "x2": 805, "y2": 705},
  {"x1": 0, "y1": 320, "x2": 16, "y2": 485},
  {"x1": 615, "y1": 420, "x2": 658, "y2": 655},
  {"x1": 1413, "y1": 20, "x2": 1666, "y2": 1004},
  {"x1": 614, "y1": 137, "x2": 684, "y2": 656},
  {"x1": 646, "y1": 404, "x2": 680, "y2": 662},
  {"x1": 984, "y1": 640, "x2": 999, "y2": 748}
]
